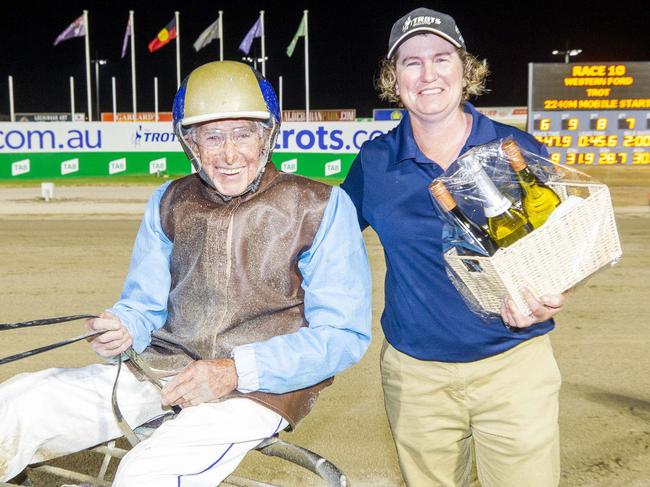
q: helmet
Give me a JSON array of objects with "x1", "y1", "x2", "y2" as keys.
[{"x1": 172, "y1": 61, "x2": 281, "y2": 197}]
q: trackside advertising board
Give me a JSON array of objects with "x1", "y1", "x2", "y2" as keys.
[{"x1": 0, "y1": 122, "x2": 399, "y2": 181}]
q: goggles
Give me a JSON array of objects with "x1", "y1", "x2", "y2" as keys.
[{"x1": 192, "y1": 125, "x2": 261, "y2": 150}]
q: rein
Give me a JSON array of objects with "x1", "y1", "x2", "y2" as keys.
[
  {"x1": 0, "y1": 314, "x2": 99, "y2": 331},
  {"x1": 0, "y1": 314, "x2": 100, "y2": 365},
  {"x1": 0, "y1": 314, "x2": 179, "y2": 446}
]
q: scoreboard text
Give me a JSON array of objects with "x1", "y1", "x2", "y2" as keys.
[{"x1": 528, "y1": 62, "x2": 650, "y2": 165}]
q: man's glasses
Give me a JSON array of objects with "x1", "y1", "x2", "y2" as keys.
[{"x1": 192, "y1": 126, "x2": 260, "y2": 149}]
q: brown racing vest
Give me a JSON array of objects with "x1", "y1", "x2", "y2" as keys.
[{"x1": 138, "y1": 164, "x2": 333, "y2": 427}]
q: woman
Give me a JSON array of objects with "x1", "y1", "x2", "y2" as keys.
[{"x1": 342, "y1": 7, "x2": 566, "y2": 487}]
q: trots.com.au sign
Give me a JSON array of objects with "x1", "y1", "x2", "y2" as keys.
[{"x1": 0, "y1": 121, "x2": 399, "y2": 180}]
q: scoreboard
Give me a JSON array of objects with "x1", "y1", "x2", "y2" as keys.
[{"x1": 528, "y1": 62, "x2": 650, "y2": 165}]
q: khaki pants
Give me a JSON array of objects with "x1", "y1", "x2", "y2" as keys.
[{"x1": 381, "y1": 335, "x2": 561, "y2": 487}]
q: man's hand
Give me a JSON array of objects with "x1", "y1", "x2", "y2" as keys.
[
  {"x1": 85, "y1": 311, "x2": 133, "y2": 357},
  {"x1": 161, "y1": 359, "x2": 238, "y2": 409},
  {"x1": 500, "y1": 288, "x2": 566, "y2": 329}
]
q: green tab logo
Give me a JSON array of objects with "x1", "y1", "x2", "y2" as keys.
[
  {"x1": 109, "y1": 158, "x2": 127, "y2": 175},
  {"x1": 11, "y1": 159, "x2": 30, "y2": 176},
  {"x1": 61, "y1": 158, "x2": 79, "y2": 175}
]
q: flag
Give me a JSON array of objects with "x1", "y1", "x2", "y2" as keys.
[
  {"x1": 238, "y1": 16, "x2": 262, "y2": 55},
  {"x1": 286, "y1": 15, "x2": 306, "y2": 57},
  {"x1": 148, "y1": 18, "x2": 177, "y2": 53},
  {"x1": 121, "y1": 16, "x2": 132, "y2": 59},
  {"x1": 53, "y1": 15, "x2": 85, "y2": 46},
  {"x1": 193, "y1": 17, "x2": 220, "y2": 52}
]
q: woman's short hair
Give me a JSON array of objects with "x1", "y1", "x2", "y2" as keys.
[{"x1": 375, "y1": 48, "x2": 490, "y2": 104}]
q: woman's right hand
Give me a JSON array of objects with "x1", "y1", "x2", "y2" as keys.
[{"x1": 500, "y1": 288, "x2": 566, "y2": 329}]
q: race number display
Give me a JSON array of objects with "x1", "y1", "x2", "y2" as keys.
[{"x1": 528, "y1": 62, "x2": 650, "y2": 165}]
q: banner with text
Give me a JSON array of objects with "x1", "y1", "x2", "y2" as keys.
[{"x1": 0, "y1": 121, "x2": 399, "y2": 180}]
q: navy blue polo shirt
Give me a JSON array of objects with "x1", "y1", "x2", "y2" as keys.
[{"x1": 341, "y1": 102, "x2": 555, "y2": 362}]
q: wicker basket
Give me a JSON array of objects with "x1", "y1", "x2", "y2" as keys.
[{"x1": 444, "y1": 181, "x2": 622, "y2": 315}]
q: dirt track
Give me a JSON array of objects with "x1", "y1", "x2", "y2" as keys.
[{"x1": 0, "y1": 178, "x2": 649, "y2": 486}]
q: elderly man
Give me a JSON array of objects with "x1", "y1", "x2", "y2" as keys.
[{"x1": 0, "y1": 61, "x2": 371, "y2": 486}]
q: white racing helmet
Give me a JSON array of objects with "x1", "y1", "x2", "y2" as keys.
[{"x1": 172, "y1": 61, "x2": 281, "y2": 197}]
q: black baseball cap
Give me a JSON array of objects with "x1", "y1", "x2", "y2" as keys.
[{"x1": 387, "y1": 7, "x2": 466, "y2": 59}]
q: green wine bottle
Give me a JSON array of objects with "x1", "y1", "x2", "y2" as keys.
[
  {"x1": 461, "y1": 157, "x2": 533, "y2": 248},
  {"x1": 503, "y1": 140, "x2": 561, "y2": 229},
  {"x1": 429, "y1": 180, "x2": 499, "y2": 256}
]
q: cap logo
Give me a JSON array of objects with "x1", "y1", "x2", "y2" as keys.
[
  {"x1": 455, "y1": 26, "x2": 465, "y2": 45},
  {"x1": 402, "y1": 15, "x2": 441, "y2": 32}
]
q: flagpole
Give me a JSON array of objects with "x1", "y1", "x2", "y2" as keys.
[
  {"x1": 260, "y1": 10, "x2": 266, "y2": 77},
  {"x1": 8, "y1": 76, "x2": 15, "y2": 122},
  {"x1": 218, "y1": 11, "x2": 223, "y2": 61},
  {"x1": 70, "y1": 76, "x2": 75, "y2": 121},
  {"x1": 154, "y1": 77, "x2": 159, "y2": 122},
  {"x1": 83, "y1": 10, "x2": 92, "y2": 121},
  {"x1": 111, "y1": 77, "x2": 117, "y2": 120},
  {"x1": 303, "y1": 10, "x2": 309, "y2": 121},
  {"x1": 129, "y1": 10, "x2": 137, "y2": 118},
  {"x1": 175, "y1": 11, "x2": 181, "y2": 88}
]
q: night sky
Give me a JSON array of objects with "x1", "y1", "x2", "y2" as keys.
[{"x1": 1, "y1": 1, "x2": 648, "y2": 119}]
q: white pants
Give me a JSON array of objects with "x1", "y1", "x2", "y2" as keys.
[{"x1": 0, "y1": 363, "x2": 287, "y2": 486}]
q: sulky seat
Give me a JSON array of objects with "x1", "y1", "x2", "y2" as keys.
[{"x1": 3, "y1": 414, "x2": 349, "y2": 487}]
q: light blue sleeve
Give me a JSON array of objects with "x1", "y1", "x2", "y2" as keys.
[
  {"x1": 232, "y1": 186, "x2": 372, "y2": 393},
  {"x1": 108, "y1": 182, "x2": 173, "y2": 353}
]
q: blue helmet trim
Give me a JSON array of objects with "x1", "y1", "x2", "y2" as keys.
[
  {"x1": 258, "y1": 78, "x2": 281, "y2": 123},
  {"x1": 172, "y1": 84, "x2": 186, "y2": 126}
]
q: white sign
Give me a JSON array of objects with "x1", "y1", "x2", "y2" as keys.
[
  {"x1": 60, "y1": 158, "x2": 79, "y2": 175},
  {"x1": 324, "y1": 159, "x2": 341, "y2": 177},
  {"x1": 11, "y1": 159, "x2": 30, "y2": 176},
  {"x1": 280, "y1": 159, "x2": 298, "y2": 173},
  {"x1": 41, "y1": 182, "x2": 55, "y2": 201},
  {"x1": 109, "y1": 157, "x2": 127, "y2": 175},
  {"x1": 149, "y1": 157, "x2": 167, "y2": 174},
  {"x1": 0, "y1": 121, "x2": 400, "y2": 154}
]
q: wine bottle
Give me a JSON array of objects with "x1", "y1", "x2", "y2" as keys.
[
  {"x1": 459, "y1": 157, "x2": 533, "y2": 248},
  {"x1": 502, "y1": 140, "x2": 561, "y2": 229},
  {"x1": 429, "y1": 180, "x2": 498, "y2": 256}
]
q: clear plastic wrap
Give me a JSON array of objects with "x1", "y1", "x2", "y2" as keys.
[{"x1": 429, "y1": 137, "x2": 623, "y2": 320}]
